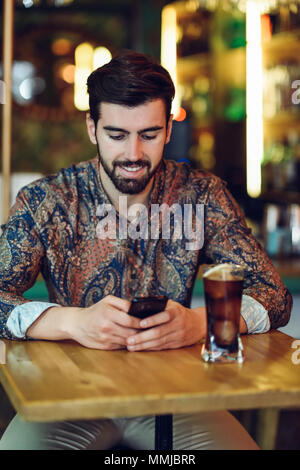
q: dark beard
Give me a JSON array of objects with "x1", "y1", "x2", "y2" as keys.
[{"x1": 96, "y1": 142, "x2": 162, "y2": 195}]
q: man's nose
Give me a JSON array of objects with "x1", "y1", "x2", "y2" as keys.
[{"x1": 126, "y1": 136, "x2": 143, "y2": 161}]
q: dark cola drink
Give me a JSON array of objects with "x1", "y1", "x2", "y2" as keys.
[
  {"x1": 201, "y1": 264, "x2": 245, "y2": 363},
  {"x1": 204, "y1": 278, "x2": 243, "y2": 350}
]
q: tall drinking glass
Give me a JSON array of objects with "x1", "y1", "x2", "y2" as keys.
[{"x1": 201, "y1": 263, "x2": 245, "y2": 364}]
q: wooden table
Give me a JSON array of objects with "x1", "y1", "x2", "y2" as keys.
[{"x1": 0, "y1": 331, "x2": 300, "y2": 449}]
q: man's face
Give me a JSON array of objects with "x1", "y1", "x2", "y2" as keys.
[{"x1": 86, "y1": 99, "x2": 173, "y2": 195}]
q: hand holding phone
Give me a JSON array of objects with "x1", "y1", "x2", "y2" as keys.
[{"x1": 128, "y1": 296, "x2": 168, "y2": 319}]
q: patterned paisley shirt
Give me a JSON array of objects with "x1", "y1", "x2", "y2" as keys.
[{"x1": 0, "y1": 157, "x2": 292, "y2": 340}]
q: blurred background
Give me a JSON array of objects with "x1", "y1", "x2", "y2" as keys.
[
  {"x1": 1, "y1": 0, "x2": 300, "y2": 256},
  {"x1": 0, "y1": 0, "x2": 300, "y2": 449}
]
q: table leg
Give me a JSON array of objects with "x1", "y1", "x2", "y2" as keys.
[
  {"x1": 155, "y1": 414, "x2": 173, "y2": 450},
  {"x1": 256, "y1": 408, "x2": 280, "y2": 450}
]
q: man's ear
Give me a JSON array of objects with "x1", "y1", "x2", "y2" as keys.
[
  {"x1": 86, "y1": 113, "x2": 97, "y2": 145},
  {"x1": 165, "y1": 114, "x2": 173, "y2": 144}
]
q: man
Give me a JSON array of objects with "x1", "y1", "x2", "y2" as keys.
[{"x1": 0, "y1": 51, "x2": 292, "y2": 449}]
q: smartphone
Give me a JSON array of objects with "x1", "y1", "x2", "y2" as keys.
[{"x1": 128, "y1": 296, "x2": 168, "y2": 319}]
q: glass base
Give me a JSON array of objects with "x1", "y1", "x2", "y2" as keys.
[{"x1": 201, "y1": 335, "x2": 244, "y2": 364}]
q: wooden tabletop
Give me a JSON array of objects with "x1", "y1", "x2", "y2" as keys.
[{"x1": 0, "y1": 331, "x2": 299, "y2": 423}]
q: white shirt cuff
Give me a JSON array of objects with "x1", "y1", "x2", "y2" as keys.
[
  {"x1": 6, "y1": 302, "x2": 59, "y2": 338},
  {"x1": 241, "y1": 294, "x2": 270, "y2": 334}
]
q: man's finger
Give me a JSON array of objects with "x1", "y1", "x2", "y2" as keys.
[
  {"x1": 127, "y1": 331, "x2": 179, "y2": 351},
  {"x1": 111, "y1": 309, "x2": 143, "y2": 329},
  {"x1": 127, "y1": 321, "x2": 175, "y2": 347},
  {"x1": 103, "y1": 295, "x2": 131, "y2": 312},
  {"x1": 139, "y1": 310, "x2": 171, "y2": 329}
]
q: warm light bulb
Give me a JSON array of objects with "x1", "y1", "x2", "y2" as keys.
[
  {"x1": 52, "y1": 38, "x2": 72, "y2": 56},
  {"x1": 93, "y1": 47, "x2": 112, "y2": 69},
  {"x1": 75, "y1": 42, "x2": 94, "y2": 67},
  {"x1": 246, "y1": 0, "x2": 264, "y2": 198},
  {"x1": 161, "y1": 5, "x2": 180, "y2": 117},
  {"x1": 174, "y1": 107, "x2": 187, "y2": 122},
  {"x1": 60, "y1": 64, "x2": 75, "y2": 84},
  {"x1": 74, "y1": 42, "x2": 94, "y2": 111}
]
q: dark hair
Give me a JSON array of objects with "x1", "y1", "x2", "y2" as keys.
[{"x1": 87, "y1": 50, "x2": 175, "y2": 126}]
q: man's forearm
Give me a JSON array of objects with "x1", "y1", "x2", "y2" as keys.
[{"x1": 26, "y1": 306, "x2": 81, "y2": 340}]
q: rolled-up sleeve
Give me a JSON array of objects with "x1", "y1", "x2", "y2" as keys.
[
  {"x1": 241, "y1": 294, "x2": 270, "y2": 334},
  {"x1": 6, "y1": 301, "x2": 59, "y2": 339},
  {"x1": 0, "y1": 192, "x2": 45, "y2": 339}
]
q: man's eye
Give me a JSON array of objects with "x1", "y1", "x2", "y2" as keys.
[
  {"x1": 142, "y1": 134, "x2": 156, "y2": 141},
  {"x1": 109, "y1": 134, "x2": 125, "y2": 141}
]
